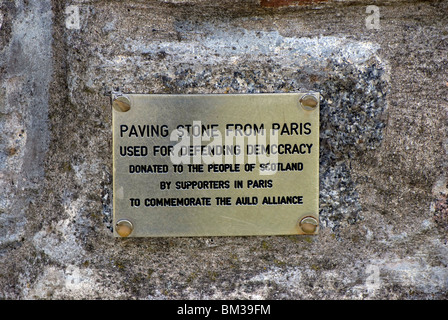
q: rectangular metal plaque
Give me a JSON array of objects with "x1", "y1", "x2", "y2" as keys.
[{"x1": 112, "y1": 93, "x2": 319, "y2": 237}]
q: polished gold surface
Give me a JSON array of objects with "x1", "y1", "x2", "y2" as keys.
[{"x1": 112, "y1": 93, "x2": 319, "y2": 237}]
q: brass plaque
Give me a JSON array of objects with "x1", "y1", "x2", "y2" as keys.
[{"x1": 112, "y1": 93, "x2": 319, "y2": 237}]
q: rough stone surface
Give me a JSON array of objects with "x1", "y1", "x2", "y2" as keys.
[{"x1": 0, "y1": 0, "x2": 447, "y2": 299}]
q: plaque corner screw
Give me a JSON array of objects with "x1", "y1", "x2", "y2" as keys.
[
  {"x1": 299, "y1": 216, "x2": 319, "y2": 234},
  {"x1": 112, "y1": 95, "x2": 131, "y2": 112},
  {"x1": 300, "y1": 94, "x2": 319, "y2": 111},
  {"x1": 116, "y1": 219, "x2": 134, "y2": 237}
]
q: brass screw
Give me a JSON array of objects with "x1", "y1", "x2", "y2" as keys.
[
  {"x1": 112, "y1": 95, "x2": 131, "y2": 112},
  {"x1": 299, "y1": 216, "x2": 319, "y2": 234},
  {"x1": 300, "y1": 94, "x2": 319, "y2": 110},
  {"x1": 116, "y1": 219, "x2": 134, "y2": 237}
]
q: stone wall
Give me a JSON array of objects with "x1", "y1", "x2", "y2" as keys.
[{"x1": 0, "y1": 0, "x2": 447, "y2": 299}]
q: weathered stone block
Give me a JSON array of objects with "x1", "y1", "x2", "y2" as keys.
[{"x1": 0, "y1": 0, "x2": 447, "y2": 299}]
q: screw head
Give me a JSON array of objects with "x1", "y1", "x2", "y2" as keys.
[
  {"x1": 112, "y1": 95, "x2": 131, "y2": 112},
  {"x1": 299, "y1": 216, "x2": 319, "y2": 234},
  {"x1": 116, "y1": 219, "x2": 134, "y2": 237},
  {"x1": 300, "y1": 94, "x2": 319, "y2": 110}
]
